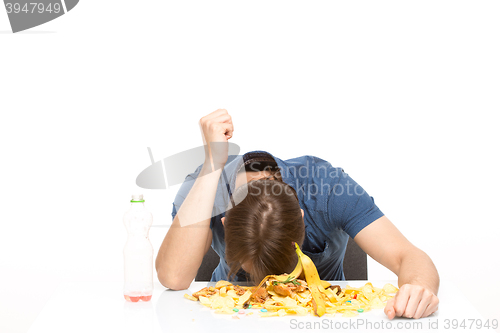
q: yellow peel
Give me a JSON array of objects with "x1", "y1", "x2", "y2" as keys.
[
  {"x1": 276, "y1": 257, "x2": 303, "y2": 282},
  {"x1": 320, "y1": 280, "x2": 331, "y2": 289},
  {"x1": 294, "y1": 242, "x2": 326, "y2": 317}
]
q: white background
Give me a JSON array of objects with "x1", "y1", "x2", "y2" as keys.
[{"x1": 1, "y1": 1, "x2": 499, "y2": 332}]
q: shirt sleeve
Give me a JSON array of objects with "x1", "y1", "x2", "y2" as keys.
[
  {"x1": 327, "y1": 170, "x2": 384, "y2": 239},
  {"x1": 171, "y1": 163, "x2": 204, "y2": 221}
]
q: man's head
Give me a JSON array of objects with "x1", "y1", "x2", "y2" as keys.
[{"x1": 222, "y1": 177, "x2": 305, "y2": 283}]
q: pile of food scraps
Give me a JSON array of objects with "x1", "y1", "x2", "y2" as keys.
[
  {"x1": 184, "y1": 279, "x2": 398, "y2": 318},
  {"x1": 184, "y1": 243, "x2": 398, "y2": 318}
]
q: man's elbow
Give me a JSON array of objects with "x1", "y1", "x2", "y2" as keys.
[{"x1": 157, "y1": 269, "x2": 191, "y2": 290}]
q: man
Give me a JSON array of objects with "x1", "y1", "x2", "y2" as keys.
[{"x1": 156, "y1": 109, "x2": 439, "y2": 319}]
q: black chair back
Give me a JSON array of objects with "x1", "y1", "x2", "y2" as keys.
[{"x1": 195, "y1": 237, "x2": 367, "y2": 281}]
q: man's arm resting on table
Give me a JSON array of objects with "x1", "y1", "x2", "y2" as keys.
[
  {"x1": 156, "y1": 215, "x2": 213, "y2": 290},
  {"x1": 155, "y1": 164, "x2": 221, "y2": 290},
  {"x1": 354, "y1": 215, "x2": 440, "y2": 319}
]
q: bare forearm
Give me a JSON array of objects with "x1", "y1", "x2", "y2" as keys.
[
  {"x1": 354, "y1": 216, "x2": 440, "y2": 319},
  {"x1": 397, "y1": 248, "x2": 440, "y2": 295},
  {"x1": 156, "y1": 163, "x2": 222, "y2": 289}
]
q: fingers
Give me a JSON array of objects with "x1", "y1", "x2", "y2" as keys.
[
  {"x1": 413, "y1": 290, "x2": 436, "y2": 319},
  {"x1": 199, "y1": 109, "x2": 227, "y2": 131},
  {"x1": 199, "y1": 109, "x2": 233, "y2": 139},
  {"x1": 212, "y1": 113, "x2": 231, "y2": 124},
  {"x1": 403, "y1": 285, "x2": 424, "y2": 318},
  {"x1": 204, "y1": 108, "x2": 228, "y2": 120},
  {"x1": 199, "y1": 109, "x2": 232, "y2": 167},
  {"x1": 384, "y1": 284, "x2": 440, "y2": 320},
  {"x1": 201, "y1": 109, "x2": 230, "y2": 126},
  {"x1": 392, "y1": 284, "x2": 411, "y2": 318},
  {"x1": 422, "y1": 295, "x2": 439, "y2": 318},
  {"x1": 384, "y1": 297, "x2": 396, "y2": 320},
  {"x1": 219, "y1": 122, "x2": 234, "y2": 139},
  {"x1": 212, "y1": 113, "x2": 234, "y2": 138}
]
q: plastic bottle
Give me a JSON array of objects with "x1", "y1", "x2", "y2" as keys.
[{"x1": 123, "y1": 194, "x2": 153, "y2": 302}]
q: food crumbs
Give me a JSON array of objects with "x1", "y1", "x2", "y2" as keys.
[{"x1": 232, "y1": 315, "x2": 240, "y2": 320}]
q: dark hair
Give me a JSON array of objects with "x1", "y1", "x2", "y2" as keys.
[{"x1": 224, "y1": 177, "x2": 305, "y2": 284}]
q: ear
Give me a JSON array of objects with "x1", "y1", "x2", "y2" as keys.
[
  {"x1": 301, "y1": 209, "x2": 304, "y2": 218},
  {"x1": 221, "y1": 217, "x2": 225, "y2": 226}
]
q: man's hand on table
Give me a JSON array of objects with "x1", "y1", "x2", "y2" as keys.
[
  {"x1": 353, "y1": 217, "x2": 440, "y2": 320},
  {"x1": 384, "y1": 283, "x2": 439, "y2": 320}
]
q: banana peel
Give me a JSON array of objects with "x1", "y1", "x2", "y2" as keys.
[
  {"x1": 320, "y1": 280, "x2": 331, "y2": 289},
  {"x1": 294, "y1": 242, "x2": 326, "y2": 317},
  {"x1": 275, "y1": 256, "x2": 303, "y2": 282}
]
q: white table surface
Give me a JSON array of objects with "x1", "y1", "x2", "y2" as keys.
[{"x1": 28, "y1": 279, "x2": 494, "y2": 333}]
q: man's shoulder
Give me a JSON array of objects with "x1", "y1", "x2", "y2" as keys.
[
  {"x1": 282, "y1": 155, "x2": 342, "y2": 173},
  {"x1": 277, "y1": 154, "x2": 346, "y2": 188},
  {"x1": 283, "y1": 154, "x2": 331, "y2": 165}
]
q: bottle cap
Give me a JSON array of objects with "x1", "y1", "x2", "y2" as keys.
[{"x1": 131, "y1": 194, "x2": 144, "y2": 202}]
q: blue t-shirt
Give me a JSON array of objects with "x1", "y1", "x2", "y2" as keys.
[{"x1": 171, "y1": 150, "x2": 384, "y2": 282}]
